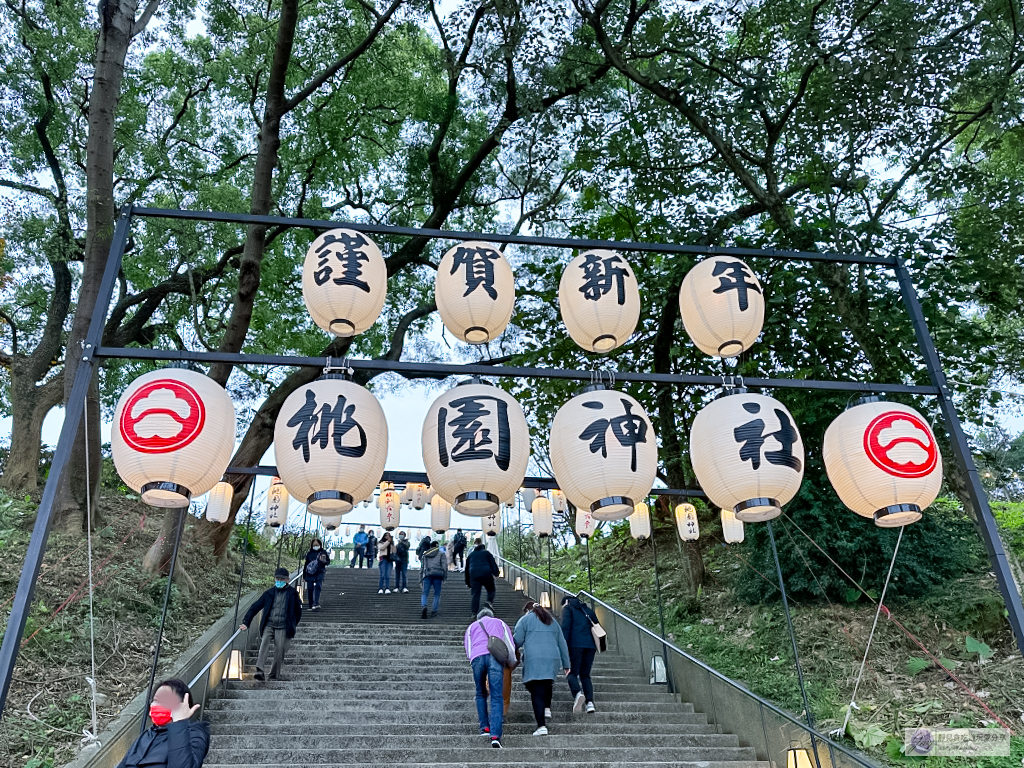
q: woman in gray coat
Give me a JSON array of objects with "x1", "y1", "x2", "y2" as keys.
[{"x1": 513, "y1": 601, "x2": 570, "y2": 735}]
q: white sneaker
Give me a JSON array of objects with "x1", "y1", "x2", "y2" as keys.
[
  {"x1": 384, "y1": 589, "x2": 391, "y2": 594},
  {"x1": 532, "y1": 726, "x2": 548, "y2": 736},
  {"x1": 377, "y1": 589, "x2": 384, "y2": 594},
  {"x1": 586, "y1": 701, "x2": 596, "y2": 714},
  {"x1": 544, "y1": 707, "x2": 552, "y2": 720},
  {"x1": 572, "y1": 692, "x2": 585, "y2": 713},
  {"x1": 402, "y1": 588, "x2": 409, "y2": 593}
]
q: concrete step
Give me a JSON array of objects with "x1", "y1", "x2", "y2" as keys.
[
  {"x1": 203, "y1": 747, "x2": 761, "y2": 764},
  {"x1": 202, "y1": 710, "x2": 711, "y2": 726},
  {"x1": 204, "y1": 698, "x2": 695, "y2": 713},
  {"x1": 205, "y1": 723, "x2": 722, "y2": 737},
  {"x1": 204, "y1": 763, "x2": 769, "y2": 768},
  {"x1": 207, "y1": 733, "x2": 742, "y2": 750},
  {"x1": 221, "y1": 681, "x2": 666, "y2": 694},
  {"x1": 213, "y1": 688, "x2": 679, "y2": 704}
]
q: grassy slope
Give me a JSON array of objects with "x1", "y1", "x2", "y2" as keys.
[
  {"x1": 520, "y1": 503, "x2": 1024, "y2": 767},
  {"x1": 0, "y1": 489, "x2": 293, "y2": 768}
]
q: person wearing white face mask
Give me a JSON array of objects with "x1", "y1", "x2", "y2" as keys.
[{"x1": 303, "y1": 537, "x2": 330, "y2": 611}]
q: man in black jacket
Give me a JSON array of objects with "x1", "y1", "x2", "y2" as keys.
[
  {"x1": 115, "y1": 678, "x2": 209, "y2": 768},
  {"x1": 464, "y1": 538, "x2": 499, "y2": 615},
  {"x1": 240, "y1": 567, "x2": 302, "y2": 681},
  {"x1": 451, "y1": 528, "x2": 467, "y2": 570}
]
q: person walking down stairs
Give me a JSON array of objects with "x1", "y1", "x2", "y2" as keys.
[
  {"x1": 377, "y1": 532, "x2": 396, "y2": 594},
  {"x1": 350, "y1": 525, "x2": 368, "y2": 568},
  {"x1": 395, "y1": 531, "x2": 411, "y2": 592},
  {"x1": 464, "y1": 605, "x2": 516, "y2": 750},
  {"x1": 420, "y1": 537, "x2": 448, "y2": 618},
  {"x1": 465, "y1": 538, "x2": 499, "y2": 615},
  {"x1": 514, "y1": 601, "x2": 570, "y2": 736},
  {"x1": 561, "y1": 594, "x2": 600, "y2": 714},
  {"x1": 302, "y1": 538, "x2": 330, "y2": 611},
  {"x1": 239, "y1": 567, "x2": 302, "y2": 681}
]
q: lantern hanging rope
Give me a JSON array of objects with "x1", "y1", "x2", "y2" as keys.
[
  {"x1": 82, "y1": 390, "x2": 100, "y2": 751},
  {"x1": 836, "y1": 527, "x2": 905, "y2": 740}
]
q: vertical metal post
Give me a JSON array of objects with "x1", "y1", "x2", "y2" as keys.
[
  {"x1": 547, "y1": 537, "x2": 552, "y2": 583},
  {"x1": 518, "y1": 497, "x2": 524, "y2": 565},
  {"x1": 0, "y1": 207, "x2": 133, "y2": 719},
  {"x1": 141, "y1": 506, "x2": 188, "y2": 736},
  {"x1": 233, "y1": 481, "x2": 259, "y2": 630},
  {"x1": 767, "y1": 520, "x2": 822, "y2": 768},
  {"x1": 894, "y1": 257, "x2": 1024, "y2": 657},
  {"x1": 585, "y1": 537, "x2": 594, "y2": 603}
]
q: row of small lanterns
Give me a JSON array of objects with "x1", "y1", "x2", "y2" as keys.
[{"x1": 303, "y1": 228, "x2": 766, "y2": 357}]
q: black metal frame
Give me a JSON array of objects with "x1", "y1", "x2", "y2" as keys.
[{"x1": 2, "y1": 203, "x2": 1021, "y2": 732}]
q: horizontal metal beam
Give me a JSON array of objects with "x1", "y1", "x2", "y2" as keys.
[
  {"x1": 131, "y1": 206, "x2": 893, "y2": 266},
  {"x1": 227, "y1": 465, "x2": 709, "y2": 498},
  {"x1": 95, "y1": 346, "x2": 940, "y2": 396}
]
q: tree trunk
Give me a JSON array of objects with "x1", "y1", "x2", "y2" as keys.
[
  {"x1": 59, "y1": 0, "x2": 143, "y2": 529},
  {"x1": 0, "y1": 374, "x2": 63, "y2": 494},
  {"x1": 142, "y1": 507, "x2": 196, "y2": 592}
]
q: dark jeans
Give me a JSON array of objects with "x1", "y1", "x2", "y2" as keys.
[
  {"x1": 303, "y1": 573, "x2": 324, "y2": 607},
  {"x1": 395, "y1": 562, "x2": 408, "y2": 590},
  {"x1": 525, "y1": 679, "x2": 553, "y2": 727},
  {"x1": 469, "y1": 575, "x2": 495, "y2": 614},
  {"x1": 471, "y1": 654, "x2": 504, "y2": 739},
  {"x1": 422, "y1": 575, "x2": 443, "y2": 612},
  {"x1": 350, "y1": 544, "x2": 366, "y2": 568},
  {"x1": 567, "y1": 646, "x2": 596, "y2": 702},
  {"x1": 453, "y1": 547, "x2": 465, "y2": 568}
]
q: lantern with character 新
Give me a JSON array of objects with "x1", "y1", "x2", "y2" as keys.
[
  {"x1": 679, "y1": 257, "x2": 765, "y2": 358},
  {"x1": 435, "y1": 242, "x2": 515, "y2": 344},
  {"x1": 422, "y1": 380, "x2": 530, "y2": 516},
  {"x1": 823, "y1": 398, "x2": 942, "y2": 527},
  {"x1": 549, "y1": 386, "x2": 658, "y2": 521},
  {"x1": 111, "y1": 369, "x2": 236, "y2": 507},
  {"x1": 690, "y1": 390, "x2": 805, "y2": 522},
  {"x1": 558, "y1": 250, "x2": 641, "y2": 353},
  {"x1": 302, "y1": 229, "x2": 387, "y2": 337},
  {"x1": 273, "y1": 374, "x2": 389, "y2": 516}
]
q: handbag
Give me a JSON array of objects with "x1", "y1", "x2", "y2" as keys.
[
  {"x1": 477, "y1": 620, "x2": 517, "y2": 669},
  {"x1": 582, "y1": 606, "x2": 608, "y2": 652}
]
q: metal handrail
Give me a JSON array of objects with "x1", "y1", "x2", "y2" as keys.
[{"x1": 499, "y1": 556, "x2": 877, "y2": 768}]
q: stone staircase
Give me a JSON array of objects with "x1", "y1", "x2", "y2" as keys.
[{"x1": 201, "y1": 565, "x2": 770, "y2": 768}]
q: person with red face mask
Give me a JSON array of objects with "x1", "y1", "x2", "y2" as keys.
[{"x1": 115, "y1": 678, "x2": 209, "y2": 768}]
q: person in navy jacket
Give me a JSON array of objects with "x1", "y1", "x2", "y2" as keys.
[
  {"x1": 239, "y1": 567, "x2": 302, "y2": 680},
  {"x1": 115, "y1": 678, "x2": 209, "y2": 768}
]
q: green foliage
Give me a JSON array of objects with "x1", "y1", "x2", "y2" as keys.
[{"x1": 965, "y1": 635, "x2": 994, "y2": 660}]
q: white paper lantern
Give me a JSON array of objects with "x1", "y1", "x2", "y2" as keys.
[
  {"x1": 273, "y1": 375, "x2": 389, "y2": 516},
  {"x1": 302, "y1": 228, "x2": 387, "y2": 337},
  {"x1": 558, "y1": 250, "x2": 641, "y2": 353},
  {"x1": 823, "y1": 398, "x2": 941, "y2": 527},
  {"x1": 322, "y1": 515, "x2": 342, "y2": 531},
  {"x1": 345, "y1": 525, "x2": 352, "y2": 536},
  {"x1": 111, "y1": 369, "x2": 236, "y2": 507},
  {"x1": 379, "y1": 488, "x2": 401, "y2": 530},
  {"x1": 575, "y1": 508, "x2": 597, "y2": 539},
  {"x1": 400, "y1": 485, "x2": 413, "y2": 505},
  {"x1": 690, "y1": 391, "x2": 805, "y2": 522},
  {"x1": 410, "y1": 483, "x2": 429, "y2": 510},
  {"x1": 675, "y1": 503, "x2": 699, "y2": 541},
  {"x1": 679, "y1": 257, "x2": 764, "y2": 358},
  {"x1": 550, "y1": 386, "x2": 658, "y2": 521},
  {"x1": 503, "y1": 497, "x2": 516, "y2": 509},
  {"x1": 430, "y1": 494, "x2": 452, "y2": 533},
  {"x1": 435, "y1": 241, "x2": 515, "y2": 344},
  {"x1": 550, "y1": 489, "x2": 568, "y2": 513},
  {"x1": 422, "y1": 380, "x2": 530, "y2": 516},
  {"x1": 267, "y1": 477, "x2": 289, "y2": 527},
  {"x1": 482, "y1": 511, "x2": 501, "y2": 536},
  {"x1": 721, "y1": 508, "x2": 745, "y2": 544},
  {"x1": 532, "y1": 496, "x2": 553, "y2": 537},
  {"x1": 629, "y1": 502, "x2": 651, "y2": 540},
  {"x1": 205, "y1": 481, "x2": 233, "y2": 524}
]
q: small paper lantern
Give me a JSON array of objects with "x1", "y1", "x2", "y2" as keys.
[
  {"x1": 273, "y1": 375, "x2": 389, "y2": 515},
  {"x1": 532, "y1": 496, "x2": 553, "y2": 537},
  {"x1": 550, "y1": 489, "x2": 568, "y2": 513},
  {"x1": 550, "y1": 386, "x2": 658, "y2": 521},
  {"x1": 302, "y1": 228, "x2": 387, "y2": 337},
  {"x1": 400, "y1": 485, "x2": 413, "y2": 505},
  {"x1": 679, "y1": 257, "x2": 764, "y2": 358},
  {"x1": 435, "y1": 241, "x2": 515, "y2": 344},
  {"x1": 322, "y1": 515, "x2": 342, "y2": 531},
  {"x1": 558, "y1": 250, "x2": 641, "y2": 353},
  {"x1": 690, "y1": 391, "x2": 804, "y2": 522},
  {"x1": 675, "y1": 503, "x2": 699, "y2": 541},
  {"x1": 430, "y1": 494, "x2": 452, "y2": 533},
  {"x1": 514, "y1": 576, "x2": 524, "y2": 591},
  {"x1": 111, "y1": 369, "x2": 236, "y2": 507},
  {"x1": 575, "y1": 509, "x2": 597, "y2": 539},
  {"x1": 410, "y1": 483, "x2": 429, "y2": 510},
  {"x1": 379, "y1": 488, "x2": 401, "y2": 530},
  {"x1": 344, "y1": 525, "x2": 351, "y2": 536},
  {"x1": 205, "y1": 481, "x2": 233, "y2": 524},
  {"x1": 823, "y1": 398, "x2": 941, "y2": 527},
  {"x1": 482, "y1": 511, "x2": 501, "y2": 536},
  {"x1": 721, "y1": 508, "x2": 745, "y2": 544},
  {"x1": 520, "y1": 488, "x2": 537, "y2": 509},
  {"x1": 267, "y1": 477, "x2": 289, "y2": 527},
  {"x1": 422, "y1": 380, "x2": 530, "y2": 516},
  {"x1": 503, "y1": 497, "x2": 516, "y2": 509},
  {"x1": 629, "y1": 502, "x2": 651, "y2": 540}
]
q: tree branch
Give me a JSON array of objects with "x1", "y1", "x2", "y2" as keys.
[{"x1": 131, "y1": 0, "x2": 161, "y2": 38}]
